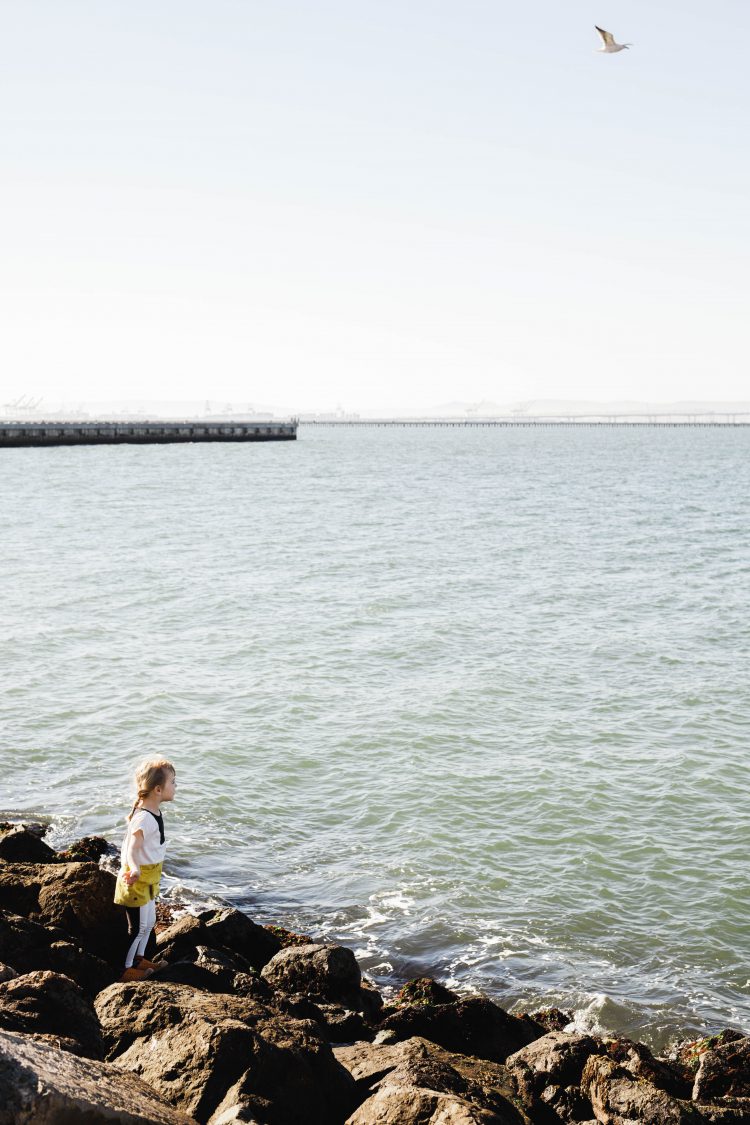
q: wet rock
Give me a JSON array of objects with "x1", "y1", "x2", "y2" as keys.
[
  {"x1": 377, "y1": 995, "x2": 544, "y2": 1063},
  {"x1": 55, "y1": 834, "x2": 115, "y2": 863},
  {"x1": 526, "y1": 1007, "x2": 573, "y2": 1033},
  {"x1": 95, "y1": 980, "x2": 356, "y2": 1123},
  {"x1": 0, "y1": 860, "x2": 125, "y2": 964},
  {"x1": 675, "y1": 1031, "x2": 746, "y2": 1076},
  {"x1": 393, "y1": 976, "x2": 460, "y2": 1007},
  {"x1": 0, "y1": 1027, "x2": 197, "y2": 1124},
  {"x1": 264, "y1": 923, "x2": 314, "y2": 948},
  {"x1": 604, "y1": 1035, "x2": 692, "y2": 1099},
  {"x1": 581, "y1": 1052, "x2": 701, "y2": 1123},
  {"x1": 337, "y1": 1036, "x2": 533, "y2": 1124},
  {"x1": 0, "y1": 962, "x2": 18, "y2": 982},
  {"x1": 0, "y1": 969, "x2": 103, "y2": 1058},
  {"x1": 156, "y1": 908, "x2": 281, "y2": 973},
  {"x1": 505, "y1": 1030, "x2": 600, "y2": 1093},
  {"x1": 0, "y1": 825, "x2": 58, "y2": 864},
  {"x1": 693, "y1": 1036, "x2": 750, "y2": 1102},
  {"x1": 260, "y1": 942, "x2": 364, "y2": 1007},
  {"x1": 0, "y1": 909, "x2": 113, "y2": 995}
]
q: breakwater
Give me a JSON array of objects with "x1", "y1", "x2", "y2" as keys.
[{"x1": 0, "y1": 419, "x2": 297, "y2": 447}]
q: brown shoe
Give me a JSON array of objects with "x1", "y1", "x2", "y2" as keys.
[
  {"x1": 120, "y1": 966, "x2": 154, "y2": 982},
  {"x1": 134, "y1": 956, "x2": 167, "y2": 971}
]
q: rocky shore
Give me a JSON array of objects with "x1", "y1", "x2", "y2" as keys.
[{"x1": 1, "y1": 820, "x2": 749, "y2": 1124}]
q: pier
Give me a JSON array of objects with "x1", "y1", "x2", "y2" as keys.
[
  {"x1": 0, "y1": 420, "x2": 297, "y2": 448},
  {"x1": 301, "y1": 415, "x2": 750, "y2": 428}
]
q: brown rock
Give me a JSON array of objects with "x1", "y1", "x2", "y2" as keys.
[
  {"x1": 582, "y1": 1052, "x2": 702, "y2": 1123},
  {"x1": 393, "y1": 977, "x2": 460, "y2": 1007},
  {"x1": 95, "y1": 980, "x2": 356, "y2": 1123},
  {"x1": 0, "y1": 1027, "x2": 196, "y2": 1124},
  {"x1": 0, "y1": 969, "x2": 103, "y2": 1058},
  {"x1": 0, "y1": 861, "x2": 125, "y2": 964},
  {"x1": 0, "y1": 826, "x2": 58, "y2": 864},
  {"x1": 55, "y1": 835, "x2": 115, "y2": 863},
  {"x1": 260, "y1": 942, "x2": 362, "y2": 1006},
  {"x1": 693, "y1": 1037, "x2": 750, "y2": 1102},
  {"x1": 0, "y1": 962, "x2": 17, "y2": 982},
  {"x1": 0, "y1": 909, "x2": 113, "y2": 995},
  {"x1": 378, "y1": 995, "x2": 544, "y2": 1063},
  {"x1": 505, "y1": 1030, "x2": 600, "y2": 1093},
  {"x1": 346, "y1": 1085, "x2": 505, "y2": 1123}
]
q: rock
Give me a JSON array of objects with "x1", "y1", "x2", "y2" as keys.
[
  {"x1": 346, "y1": 1085, "x2": 506, "y2": 1123},
  {"x1": 605, "y1": 1036, "x2": 691, "y2": 1099},
  {"x1": 0, "y1": 962, "x2": 17, "y2": 982},
  {"x1": 0, "y1": 969, "x2": 103, "y2": 1058},
  {"x1": 505, "y1": 1030, "x2": 600, "y2": 1093},
  {"x1": 675, "y1": 1031, "x2": 746, "y2": 1076},
  {"x1": 581, "y1": 1053, "x2": 701, "y2": 1124},
  {"x1": 260, "y1": 942, "x2": 363, "y2": 1007},
  {"x1": 156, "y1": 908, "x2": 281, "y2": 974},
  {"x1": 152, "y1": 946, "x2": 273, "y2": 1001},
  {"x1": 95, "y1": 980, "x2": 356, "y2": 1123},
  {"x1": 377, "y1": 996, "x2": 544, "y2": 1064},
  {"x1": 693, "y1": 1036, "x2": 750, "y2": 1102},
  {"x1": 56, "y1": 835, "x2": 115, "y2": 863},
  {"x1": 0, "y1": 826, "x2": 58, "y2": 864},
  {"x1": 264, "y1": 923, "x2": 315, "y2": 948},
  {"x1": 526, "y1": 1007, "x2": 573, "y2": 1033},
  {"x1": 0, "y1": 1027, "x2": 196, "y2": 1123},
  {"x1": 538, "y1": 1082, "x2": 595, "y2": 1121},
  {"x1": 335, "y1": 1036, "x2": 534, "y2": 1124},
  {"x1": 392, "y1": 977, "x2": 461, "y2": 1007},
  {"x1": 0, "y1": 861, "x2": 125, "y2": 964},
  {"x1": 0, "y1": 909, "x2": 113, "y2": 995}
]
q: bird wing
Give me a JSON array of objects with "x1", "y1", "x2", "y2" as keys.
[{"x1": 595, "y1": 26, "x2": 615, "y2": 47}]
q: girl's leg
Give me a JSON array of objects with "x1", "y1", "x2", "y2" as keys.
[
  {"x1": 134, "y1": 898, "x2": 156, "y2": 960},
  {"x1": 125, "y1": 905, "x2": 148, "y2": 969}
]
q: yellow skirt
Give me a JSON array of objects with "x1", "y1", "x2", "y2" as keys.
[{"x1": 113, "y1": 861, "x2": 163, "y2": 908}]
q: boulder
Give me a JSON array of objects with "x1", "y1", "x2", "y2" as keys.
[
  {"x1": 525, "y1": 1007, "x2": 572, "y2": 1033},
  {"x1": 0, "y1": 969, "x2": 103, "y2": 1058},
  {"x1": 377, "y1": 996, "x2": 544, "y2": 1063},
  {"x1": 95, "y1": 980, "x2": 356, "y2": 1123},
  {"x1": 56, "y1": 835, "x2": 115, "y2": 863},
  {"x1": 260, "y1": 942, "x2": 376, "y2": 1015},
  {"x1": 0, "y1": 861, "x2": 125, "y2": 964},
  {"x1": 0, "y1": 962, "x2": 17, "y2": 982},
  {"x1": 392, "y1": 977, "x2": 460, "y2": 1007},
  {"x1": 337, "y1": 1036, "x2": 533, "y2": 1124},
  {"x1": 581, "y1": 1053, "x2": 701, "y2": 1124},
  {"x1": 0, "y1": 1027, "x2": 196, "y2": 1124},
  {"x1": 156, "y1": 909, "x2": 281, "y2": 973},
  {"x1": 0, "y1": 909, "x2": 113, "y2": 995},
  {"x1": 152, "y1": 946, "x2": 273, "y2": 1001},
  {"x1": 0, "y1": 826, "x2": 58, "y2": 864},
  {"x1": 505, "y1": 1030, "x2": 600, "y2": 1093},
  {"x1": 693, "y1": 1036, "x2": 750, "y2": 1102}
]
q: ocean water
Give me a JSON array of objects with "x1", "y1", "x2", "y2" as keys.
[{"x1": 1, "y1": 424, "x2": 749, "y2": 1050}]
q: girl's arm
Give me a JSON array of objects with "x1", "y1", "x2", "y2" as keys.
[{"x1": 124, "y1": 828, "x2": 144, "y2": 885}]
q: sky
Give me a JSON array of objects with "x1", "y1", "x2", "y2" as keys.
[{"x1": 0, "y1": 0, "x2": 748, "y2": 413}]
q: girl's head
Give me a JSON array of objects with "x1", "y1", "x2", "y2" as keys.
[{"x1": 127, "y1": 757, "x2": 177, "y2": 819}]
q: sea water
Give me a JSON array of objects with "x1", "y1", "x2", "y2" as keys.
[{"x1": 1, "y1": 424, "x2": 749, "y2": 1049}]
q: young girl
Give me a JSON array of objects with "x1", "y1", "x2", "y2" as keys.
[{"x1": 114, "y1": 757, "x2": 176, "y2": 982}]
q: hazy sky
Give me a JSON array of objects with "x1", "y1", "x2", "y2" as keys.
[{"x1": 1, "y1": 1, "x2": 748, "y2": 412}]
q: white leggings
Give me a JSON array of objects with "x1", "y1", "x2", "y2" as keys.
[{"x1": 124, "y1": 899, "x2": 156, "y2": 968}]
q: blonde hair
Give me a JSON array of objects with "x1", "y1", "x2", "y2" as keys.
[{"x1": 127, "y1": 757, "x2": 176, "y2": 821}]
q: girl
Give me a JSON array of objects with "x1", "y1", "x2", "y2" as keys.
[{"x1": 114, "y1": 757, "x2": 176, "y2": 982}]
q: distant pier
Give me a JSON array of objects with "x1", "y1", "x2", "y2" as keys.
[
  {"x1": 0, "y1": 420, "x2": 298, "y2": 448},
  {"x1": 302, "y1": 415, "x2": 750, "y2": 428}
]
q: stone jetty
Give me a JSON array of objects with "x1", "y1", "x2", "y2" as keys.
[
  {"x1": 1, "y1": 820, "x2": 748, "y2": 1124},
  {"x1": 0, "y1": 420, "x2": 297, "y2": 448}
]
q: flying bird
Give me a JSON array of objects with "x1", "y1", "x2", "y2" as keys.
[{"x1": 595, "y1": 26, "x2": 631, "y2": 53}]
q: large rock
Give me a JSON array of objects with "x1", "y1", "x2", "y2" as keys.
[
  {"x1": 156, "y1": 908, "x2": 281, "y2": 972},
  {"x1": 260, "y1": 941, "x2": 379, "y2": 1018},
  {"x1": 377, "y1": 996, "x2": 544, "y2": 1064},
  {"x1": 0, "y1": 826, "x2": 58, "y2": 864},
  {"x1": 505, "y1": 1030, "x2": 600, "y2": 1093},
  {"x1": 0, "y1": 861, "x2": 125, "y2": 964},
  {"x1": 0, "y1": 1027, "x2": 196, "y2": 1124},
  {"x1": 0, "y1": 909, "x2": 113, "y2": 995},
  {"x1": 337, "y1": 1036, "x2": 533, "y2": 1124},
  {"x1": 152, "y1": 945, "x2": 273, "y2": 1000},
  {"x1": 0, "y1": 969, "x2": 103, "y2": 1058},
  {"x1": 581, "y1": 1053, "x2": 701, "y2": 1124},
  {"x1": 56, "y1": 835, "x2": 116, "y2": 863},
  {"x1": 693, "y1": 1037, "x2": 750, "y2": 1102},
  {"x1": 95, "y1": 980, "x2": 356, "y2": 1123}
]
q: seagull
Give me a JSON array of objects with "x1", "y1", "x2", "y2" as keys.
[{"x1": 595, "y1": 26, "x2": 631, "y2": 53}]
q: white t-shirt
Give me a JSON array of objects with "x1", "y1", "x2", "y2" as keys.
[{"x1": 120, "y1": 807, "x2": 167, "y2": 868}]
